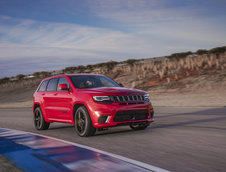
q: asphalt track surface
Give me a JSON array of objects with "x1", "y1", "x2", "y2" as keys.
[{"x1": 0, "y1": 107, "x2": 226, "y2": 172}]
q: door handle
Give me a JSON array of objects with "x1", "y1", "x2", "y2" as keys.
[
  {"x1": 54, "y1": 93, "x2": 58, "y2": 96},
  {"x1": 41, "y1": 93, "x2": 45, "y2": 96}
]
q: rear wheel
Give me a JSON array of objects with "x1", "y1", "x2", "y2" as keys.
[
  {"x1": 34, "y1": 107, "x2": 50, "y2": 130},
  {"x1": 74, "y1": 106, "x2": 96, "y2": 137},
  {"x1": 130, "y1": 122, "x2": 149, "y2": 130}
]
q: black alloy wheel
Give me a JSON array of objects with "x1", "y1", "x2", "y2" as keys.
[
  {"x1": 34, "y1": 107, "x2": 50, "y2": 130},
  {"x1": 74, "y1": 106, "x2": 96, "y2": 137}
]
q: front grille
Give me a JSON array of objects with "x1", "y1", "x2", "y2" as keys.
[
  {"x1": 111, "y1": 95, "x2": 144, "y2": 103},
  {"x1": 113, "y1": 110, "x2": 148, "y2": 122}
]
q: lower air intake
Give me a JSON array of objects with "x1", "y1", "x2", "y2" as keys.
[{"x1": 113, "y1": 110, "x2": 148, "y2": 122}]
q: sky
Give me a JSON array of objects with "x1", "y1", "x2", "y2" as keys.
[{"x1": 0, "y1": 0, "x2": 226, "y2": 78}]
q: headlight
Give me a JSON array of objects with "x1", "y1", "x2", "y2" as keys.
[
  {"x1": 144, "y1": 94, "x2": 150, "y2": 102},
  {"x1": 93, "y1": 96, "x2": 113, "y2": 103}
]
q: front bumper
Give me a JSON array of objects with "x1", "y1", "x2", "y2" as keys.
[{"x1": 87, "y1": 101, "x2": 154, "y2": 128}]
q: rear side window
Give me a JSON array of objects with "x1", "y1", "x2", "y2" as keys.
[
  {"x1": 57, "y1": 77, "x2": 70, "y2": 91},
  {"x1": 38, "y1": 80, "x2": 48, "y2": 92},
  {"x1": 46, "y1": 78, "x2": 58, "y2": 91}
]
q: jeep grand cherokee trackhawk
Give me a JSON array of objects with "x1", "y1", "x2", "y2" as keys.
[{"x1": 33, "y1": 74, "x2": 154, "y2": 137}]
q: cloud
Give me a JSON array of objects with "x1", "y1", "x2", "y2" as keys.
[
  {"x1": 0, "y1": 16, "x2": 144, "y2": 51},
  {"x1": 0, "y1": 0, "x2": 226, "y2": 77},
  {"x1": 0, "y1": 16, "x2": 170, "y2": 59},
  {"x1": 0, "y1": 17, "x2": 160, "y2": 77},
  {"x1": 85, "y1": 0, "x2": 226, "y2": 35}
]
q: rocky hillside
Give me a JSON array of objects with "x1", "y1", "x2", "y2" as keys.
[{"x1": 0, "y1": 46, "x2": 226, "y2": 107}]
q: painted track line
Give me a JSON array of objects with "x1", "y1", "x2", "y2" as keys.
[
  {"x1": 0, "y1": 128, "x2": 170, "y2": 172},
  {"x1": 40, "y1": 133, "x2": 170, "y2": 172}
]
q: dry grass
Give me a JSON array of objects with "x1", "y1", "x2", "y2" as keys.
[
  {"x1": 1, "y1": 51, "x2": 226, "y2": 90},
  {"x1": 0, "y1": 47, "x2": 226, "y2": 107},
  {"x1": 96, "y1": 52, "x2": 226, "y2": 90}
]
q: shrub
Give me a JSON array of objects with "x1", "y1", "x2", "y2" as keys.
[
  {"x1": 63, "y1": 67, "x2": 77, "y2": 73},
  {"x1": 125, "y1": 59, "x2": 138, "y2": 66},
  {"x1": 16, "y1": 74, "x2": 25, "y2": 80},
  {"x1": 208, "y1": 46, "x2": 226, "y2": 54},
  {"x1": 196, "y1": 49, "x2": 208, "y2": 55},
  {"x1": 86, "y1": 65, "x2": 93, "y2": 69},
  {"x1": 167, "y1": 51, "x2": 193, "y2": 60},
  {"x1": 94, "y1": 61, "x2": 118, "y2": 70},
  {"x1": 77, "y1": 65, "x2": 86, "y2": 72},
  {"x1": 40, "y1": 71, "x2": 50, "y2": 77},
  {"x1": 0, "y1": 77, "x2": 10, "y2": 84},
  {"x1": 33, "y1": 72, "x2": 41, "y2": 77}
]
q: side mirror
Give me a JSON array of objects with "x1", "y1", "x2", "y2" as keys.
[
  {"x1": 58, "y1": 84, "x2": 69, "y2": 91},
  {"x1": 119, "y1": 83, "x2": 124, "y2": 87}
]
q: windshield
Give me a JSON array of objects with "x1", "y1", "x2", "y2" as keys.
[{"x1": 69, "y1": 75, "x2": 120, "y2": 89}]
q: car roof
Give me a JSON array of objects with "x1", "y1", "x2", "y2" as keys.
[
  {"x1": 42, "y1": 73, "x2": 104, "y2": 81},
  {"x1": 66, "y1": 73, "x2": 103, "y2": 77}
]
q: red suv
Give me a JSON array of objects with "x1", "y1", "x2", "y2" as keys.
[{"x1": 33, "y1": 74, "x2": 154, "y2": 137}]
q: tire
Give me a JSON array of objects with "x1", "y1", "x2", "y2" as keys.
[
  {"x1": 130, "y1": 122, "x2": 149, "y2": 130},
  {"x1": 34, "y1": 107, "x2": 50, "y2": 130},
  {"x1": 74, "y1": 106, "x2": 96, "y2": 137}
]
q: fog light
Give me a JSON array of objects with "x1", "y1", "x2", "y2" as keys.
[
  {"x1": 106, "y1": 116, "x2": 111, "y2": 122},
  {"x1": 98, "y1": 115, "x2": 110, "y2": 123}
]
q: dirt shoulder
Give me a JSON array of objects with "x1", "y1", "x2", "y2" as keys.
[{"x1": 150, "y1": 90, "x2": 226, "y2": 107}]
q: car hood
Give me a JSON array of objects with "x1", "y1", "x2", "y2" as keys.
[{"x1": 78, "y1": 87, "x2": 146, "y2": 95}]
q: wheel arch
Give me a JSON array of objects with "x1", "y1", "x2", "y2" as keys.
[
  {"x1": 33, "y1": 103, "x2": 49, "y2": 122},
  {"x1": 73, "y1": 103, "x2": 94, "y2": 125},
  {"x1": 33, "y1": 103, "x2": 41, "y2": 114}
]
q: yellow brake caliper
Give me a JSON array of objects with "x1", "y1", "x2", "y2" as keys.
[{"x1": 78, "y1": 117, "x2": 81, "y2": 127}]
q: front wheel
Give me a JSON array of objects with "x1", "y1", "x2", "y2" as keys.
[
  {"x1": 130, "y1": 122, "x2": 149, "y2": 130},
  {"x1": 74, "y1": 106, "x2": 96, "y2": 137},
  {"x1": 34, "y1": 107, "x2": 50, "y2": 130}
]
